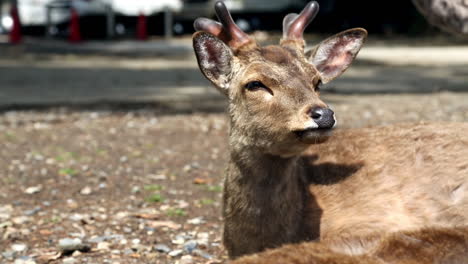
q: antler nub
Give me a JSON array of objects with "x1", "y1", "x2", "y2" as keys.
[
  {"x1": 194, "y1": 1, "x2": 252, "y2": 50},
  {"x1": 284, "y1": 1, "x2": 319, "y2": 40}
]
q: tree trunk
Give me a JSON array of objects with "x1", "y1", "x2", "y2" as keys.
[{"x1": 412, "y1": 0, "x2": 468, "y2": 35}]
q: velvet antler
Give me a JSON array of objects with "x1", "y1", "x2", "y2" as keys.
[
  {"x1": 194, "y1": 1, "x2": 253, "y2": 50},
  {"x1": 283, "y1": 1, "x2": 319, "y2": 41}
]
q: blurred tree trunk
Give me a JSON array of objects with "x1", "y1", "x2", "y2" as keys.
[{"x1": 412, "y1": 0, "x2": 468, "y2": 35}]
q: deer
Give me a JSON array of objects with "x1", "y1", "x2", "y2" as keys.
[{"x1": 192, "y1": 1, "x2": 468, "y2": 262}]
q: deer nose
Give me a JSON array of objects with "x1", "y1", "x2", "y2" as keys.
[{"x1": 310, "y1": 107, "x2": 335, "y2": 129}]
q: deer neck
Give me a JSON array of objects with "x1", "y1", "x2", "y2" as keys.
[{"x1": 223, "y1": 128, "x2": 314, "y2": 258}]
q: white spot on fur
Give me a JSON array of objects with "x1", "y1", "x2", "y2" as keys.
[
  {"x1": 304, "y1": 120, "x2": 319, "y2": 129},
  {"x1": 332, "y1": 112, "x2": 338, "y2": 128},
  {"x1": 450, "y1": 184, "x2": 464, "y2": 204},
  {"x1": 262, "y1": 92, "x2": 273, "y2": 101}
]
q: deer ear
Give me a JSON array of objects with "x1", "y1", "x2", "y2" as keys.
[
  {"x1": 193, "y1": 32, "x2": 234, "y2": 95},
  {"x1": 307, "y1": 28, "x2": 367, "y2": 84}
]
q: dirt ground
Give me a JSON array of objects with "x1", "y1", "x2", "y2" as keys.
[{"x1": 0, "y1": 37, "x2": 468, "y2": 264}]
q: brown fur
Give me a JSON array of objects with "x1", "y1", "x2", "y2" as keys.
[
  {"x1": 192, "y1": 3, "x2": 468, "y2": 262},
  {"x1": 231, "y1": 226, "x2": 468, "y2": 264},
  {"x1": 223, "y1": 122, "x2": 468, "y2": 258}
]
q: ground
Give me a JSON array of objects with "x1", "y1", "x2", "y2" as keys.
[{"x1": 0, "y1": 36, "x2": 467, "y2": 264}]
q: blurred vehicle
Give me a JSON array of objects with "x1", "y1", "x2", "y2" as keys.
[{"x1": 0, "y1": 0, "x2": 182, "y2": 37}]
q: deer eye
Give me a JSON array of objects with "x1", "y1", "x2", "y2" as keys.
[
  {"x1": 244, "y1": 81, "x2": 274, "y2": 95},
  {"x1": 245, "y1": 81, "x2": 267, "y2": 90}
]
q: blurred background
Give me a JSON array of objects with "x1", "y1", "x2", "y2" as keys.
[{"x1": 0, "y1": 1, "x2": 467, "y2": 264}]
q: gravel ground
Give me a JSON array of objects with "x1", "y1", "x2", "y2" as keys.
[
  {"x1": 1, "y1": 91, "x2": 467, "y2": 264},
  {"x1": 0, "y1": 36, "x2": 467, "y2": 264}
]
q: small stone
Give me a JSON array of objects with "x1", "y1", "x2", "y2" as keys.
[
  {"x1": 80, "y1": 186, "x2": 92, "y2": 195},
  {"x1": 171, "y1": 236, "x2": 185, "y2": 245},
  {"x1": 0, "y1": 221, "x2": 12, "y2": 228},
  {"x1": 2, "y1": 250, "x2": 15, "y2": 259},
  {"x1": 148, "y1": 174, "x2": 167, "y2": 180},
  {"x1": 12, "y1": 216, "x2": 30, "y2": 225},
  {"x1": 24, "y1": 207, "x2": 41, "y2": 216},
  {"x1": 62, "y1": 257, "x2": 77, "y2": 264},
  {"x1": 69, "y1": 213, "x2": 86, "y2": 222},
  {"x1": 131, "y1": 239, "x2": 140, "y2": 245},
  {"x1": 11, "y1": 243, "x2": 27, "y2": 252},
  {"x1": 179, "y1": 255, "x2": 194, "y2": 264},
  {"x1": 187, "y1": 217, "x2": 205, "y2": 225},
  {"x1": 58, "y1": 238, "x2": 90, "y2": 253},
  {"x1": 183, "y1": 240, "x2": 197, "y2": 253},
  {"x1": 0, "y1": 204, "x2": 13, "y2": 220},
  {"x1": 192, "y1": 249, "x2": 213, "y2": 259},
  {"x1": 14, "y1": 256, "x2": 36, "y2": 264},
  {"x1": 97, "y1": 242, "x2": 110, "y2": 251},
  {"x1": 154, "y1": 244, "x2": 171, "y2": 253},
  {"x1": 168, "y1": 249, "x2": 184, "y2": 257},
  {"x1": 111, "y1": 249, "x2": 121, "y2": 255},
  {"x1": 123, "y1": 248, "x2": 134, "y2": 255},
  {"x1": 24, "y1": 186, "x2": 42, "y2": 194},
  {"x1": 131, "y1": 186, "x2": 140, "y2": 193}
]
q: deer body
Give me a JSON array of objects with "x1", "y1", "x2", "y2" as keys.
[
  {"x1": 192, "y1": 1, "x2": 468, "y2": 262},
  {"x1": 225, "y1": 123, "x2": 468, "y2": 258}
]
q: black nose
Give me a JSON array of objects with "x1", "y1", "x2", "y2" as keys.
[{"x1": 310, "y1": 107, "x2": 335, "y2": 129}]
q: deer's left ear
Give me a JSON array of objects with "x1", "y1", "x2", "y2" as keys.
[{"x1": 307, "y1": 28, "x2": 367, "y2": 84}]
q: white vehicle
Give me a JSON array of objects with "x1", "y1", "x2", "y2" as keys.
[{"x1": 0, "y1": 0, "x2": 181, "y2": 33}]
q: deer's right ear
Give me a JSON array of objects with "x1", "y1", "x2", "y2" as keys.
[
  {"x1": 193, "y1": 32, "x2": 234, "y2": 95},
  {"x1": 306, "y1": 28, "x2": 367, "y2": 84}
]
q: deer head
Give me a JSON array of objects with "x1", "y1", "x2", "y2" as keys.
[{"x1": 193, "y1": 1, "x2": 367, "y2": 157}]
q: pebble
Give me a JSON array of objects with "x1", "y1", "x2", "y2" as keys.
[
  {"x1": 192, "y1": 249, "x2": 213, "y2": 259},
  {"x1": 168, "y1": 249, "x2": 184, "y2": 257},
  {"x1": 154, "y1": 244, "x2": 171, "y2": 253},
  {"x1": 80, "y1": 186, "x2": 92, "y2": 195},
  {"x1": 11, "y1": 244, "x2": 27, "y2": 252},
  {"x1": 148, "y1": 174, "x2": 167, "y2": 180},
  {"x1": 58, "y1": 238, "x2": 91, "y2": 253},
  {"x1": 131, "y1": 186, "x2": 140, "y2": 193},
  {"x1": 0, "y1": 204, "x2": 13, "y2": 220},
  {"x1": 12, "y1": 216, "x2": 30, "y2": 225},
  {"x1": 187, "y1": 217, "x2": 205, "y2": 225},
  {"x1": 92, "y1": 234, "x2": 124, "y2": 243},
  {"x1": 14, "y1": 256, "x2": 36, "y2": 264},
  {"x1": 24, "y1": 186, "x2": 42, "y2": 194},
  {"x1": 69, "y1": 214, "x2": 85, "y2": 222},
  {"x1": 183, "y1": 240, "x2": 198, "y2": 253},
  {"x1": 24, "y1": 207, "x2": 41, "y2": 216},
  {"x1": 97, "y1": 242, "x2": 110, "y2": 251},
  {"x1": 123, "y1": 248, "x2": 134, "y2": 255},
  {"x1": 62, "y1": 257, "x2": 78, "y2": 264},
  {"x1": 2, "y1": 250, "x2": 15, "y2": 259},
  {"x1": 179, "y1": 255, "x2": 194, "y2": 264},
  {"x1": 172, "y1": 236, "x2": 185, "y2": 245}
]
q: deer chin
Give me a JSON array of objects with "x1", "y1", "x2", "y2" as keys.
[{"x1": 294, "y1": 128, "x2": 333, "y2": 144}]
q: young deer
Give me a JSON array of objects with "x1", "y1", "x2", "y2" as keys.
[{"x1": 192, "y1": 1, "x2": 468, "y2": 262}]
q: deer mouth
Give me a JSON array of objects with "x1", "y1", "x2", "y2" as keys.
[{"x1": 294, "y1": 127, "x2": 333, "y2": 142}]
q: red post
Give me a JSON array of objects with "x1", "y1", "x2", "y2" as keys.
[
  {"x1": 68, "y1": 8, "x2": 82, "y2": 43},
  {"x1": 9, "y1": 5, "x2": 22, "y2": 44},
  {"x1": 136, "y1": 12, "x2": 148, "y2": 40}
]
